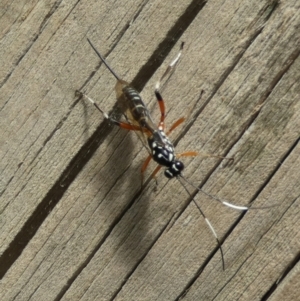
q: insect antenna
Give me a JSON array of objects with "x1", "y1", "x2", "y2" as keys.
[
  {"x1": 87, "y1": 38, "x2": 121, "y2": 81},
  {"x1": 179, "y1": 175, "x2": 250, "y2": 211},
  {"x1": 176, "y1": 172, "x2": 276, "y2": 268},
  {"x1": 177, "y1": 176, "x2": 225, "y2": 270},
  {"x1": 179, "y1": 175, "x2": 275, "y2": 210}
]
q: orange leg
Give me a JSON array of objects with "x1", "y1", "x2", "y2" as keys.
[
  {"x1": 140, "y1": 156, "x2": 162, "y2": 186},
  {"x1": 150, "y1": 164, "x2": 162, "y2": 180},
  {"x1": 141, "y1": 154, "x2": 153, "y2": 185},
  {"x1": 166, "y1": 117, "x2": 185, "y2": 135},
  {"x1": 177, "y1": 151, "x2": 198, "y2": 158},
  {"x1": 115, "y1": 122, "x2": 142, "y2": 131},
  {"x1": 154, "y1": 93, "x2": 185, "y2": 134}
]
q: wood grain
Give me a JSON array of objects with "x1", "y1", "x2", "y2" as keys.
[{"x1": 0, "y1": 0, "x2": 299, "y2": 300}]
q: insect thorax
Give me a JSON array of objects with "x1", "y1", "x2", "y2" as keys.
[{"x1": 148, "y1": 130, "x2": 184, "y2": 178}]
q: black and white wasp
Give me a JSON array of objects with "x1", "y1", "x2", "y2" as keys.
[{"x1": 77, "y1": 39, "x2": 256, "y2": 269}]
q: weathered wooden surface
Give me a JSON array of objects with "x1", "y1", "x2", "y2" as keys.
[{"x1": 0, "y1": 0, "x2": 299, "y2": 300}]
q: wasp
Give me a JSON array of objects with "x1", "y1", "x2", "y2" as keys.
[{"x1": 77, "y1": 38, "x2": 255, "y2": 269}]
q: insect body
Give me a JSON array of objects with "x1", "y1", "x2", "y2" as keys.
[
  {"x1": 82, "y1": 39, "x2": 189, "y2": 182},
  {"x1": 77, "y1": 39, "x2": 254, "y2": 269}
]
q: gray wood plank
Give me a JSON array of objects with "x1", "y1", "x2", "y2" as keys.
[
  {"x1": 0, "y1": 0, "x2": 299, "y2": 300},
  {"x1": 269, "y1": 261, "x2": 300, "y2": 301}
]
